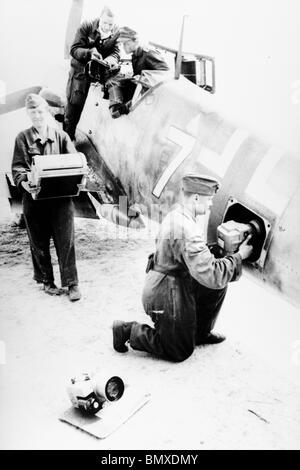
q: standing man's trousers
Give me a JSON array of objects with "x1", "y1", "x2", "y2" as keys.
[
  {"x1": 64, "y1": 101, "x2": 85, "y2": 141},
  {"x1": 64, "y1": 69, "x2": 123, "y2": 140},
  {"x1": 23, "y1": 193, "x2": 78, "y2": 287},
  {"x1": 129, "y1": 271, "x2": 227, "y2": 362}
]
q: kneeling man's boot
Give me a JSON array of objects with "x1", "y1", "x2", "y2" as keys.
[
  {"x1": 112, "y1": 320, "x2": 134, "y2": 353},
  {"x1": 199, "y1": 331, "x2": 226, "y2": 345}
]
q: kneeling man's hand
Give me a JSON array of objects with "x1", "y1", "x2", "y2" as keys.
[{"x1": 238, "y1": 234, "x2": 253, "y2": 260}]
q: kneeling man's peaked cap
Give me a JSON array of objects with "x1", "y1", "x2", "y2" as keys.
[{"x1": 182, "y1": 174, "x2": 220, "y2": 196}]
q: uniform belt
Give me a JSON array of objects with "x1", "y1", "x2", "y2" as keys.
[{"x1": 152, "y1": 264, "x2": 186, "y2": 277}]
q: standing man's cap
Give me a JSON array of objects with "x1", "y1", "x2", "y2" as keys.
[
  {"x1": 117, "y1": 26, "x2": 138, "y2": 42},
  {"x1": 182, "y1": 174, "x2": 220, "y2": 195},
  {"x1": 25, "y1": 93, "x2": 48, "y2": 109}
]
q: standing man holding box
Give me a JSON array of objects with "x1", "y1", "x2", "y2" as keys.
[{"x1": 12, "y1": 93, "x2": 81, "y2": 301}]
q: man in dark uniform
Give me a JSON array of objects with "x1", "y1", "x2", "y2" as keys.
[
  {"x1": 12, "y1": 94, "x2": 81, "y2": 301},
  {"x1": 112, "y1": 174, "x2": 253, "y2": 362},
  {"x1": 64, "y1": 6, "x2": 120, "y2": 140},
  {"x1": 108, "y1": 26, "x2": 169, "y2": 118}
]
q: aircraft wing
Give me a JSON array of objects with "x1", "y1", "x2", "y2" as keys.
[{"x1": 0, "y1": 86, "x2": 42, "y2": 116}]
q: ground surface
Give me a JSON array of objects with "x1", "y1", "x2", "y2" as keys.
[{"x1": 0, "y1": 218, "x2": 299, "y2": 450}]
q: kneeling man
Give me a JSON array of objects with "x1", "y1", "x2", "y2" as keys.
[{"x1": 113, "y1": 174, "x2": 253, "y2": 362}]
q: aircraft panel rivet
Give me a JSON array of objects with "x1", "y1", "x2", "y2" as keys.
[
  {"x1": 95, "y1": 103, "x2": 99, "y2": 106},
  {"x1": 88, "y1": 130, "x2": 92, "y2": 135}
]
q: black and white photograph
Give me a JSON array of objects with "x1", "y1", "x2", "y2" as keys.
[{"x1": 0, "y1": 0, "x2": 300, "y2": 452}]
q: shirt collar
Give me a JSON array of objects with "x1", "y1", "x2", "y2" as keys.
[
  {"x1": 179, "y1": 204, "x2": 197, "y2": 223},
  {"x1": 31, "y1": 126, "x2": 55, "y2": 144},
  {"x1": 98, "y1": 27, "x2": 111, "y2": 39}
]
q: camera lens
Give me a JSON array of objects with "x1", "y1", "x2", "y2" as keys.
[{"x1": 105, "y1": 376, "x2": 125, "y2": 401}]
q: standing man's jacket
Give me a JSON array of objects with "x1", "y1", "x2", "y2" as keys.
[
  {"x1": 12, "y1": 126, "x2": 76, "y2": 190},
  {"x1": 67, "y1": 19, "x2": 120, "y2": 106}
]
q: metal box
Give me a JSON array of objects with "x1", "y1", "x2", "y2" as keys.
[{"x1": 28, "y1": 153, "x2": 88, "y2": 200}]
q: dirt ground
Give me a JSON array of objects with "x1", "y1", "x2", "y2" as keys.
[{"x1": 0, "y1": 217, "x2": 300, "y2": 450}]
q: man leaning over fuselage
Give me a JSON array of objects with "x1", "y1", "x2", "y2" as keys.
[{"x1": 108, "y1": 26, "x2": 169, "y2": 118}]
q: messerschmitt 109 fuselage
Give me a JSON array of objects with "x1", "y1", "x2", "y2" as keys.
[{"x1": 74, "y1": 71, "x2": 300, "y2": 309}]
